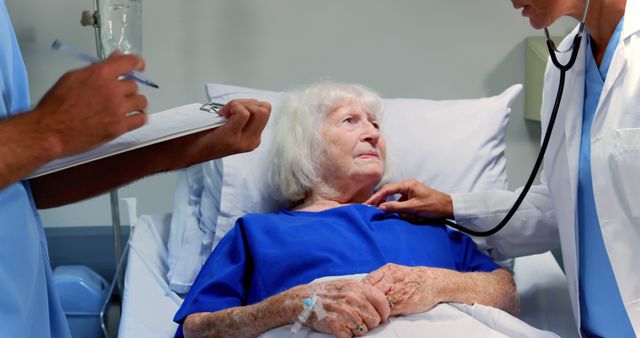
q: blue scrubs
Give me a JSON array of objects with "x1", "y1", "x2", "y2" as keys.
[
  {"x1": 578, "y1": 17, "x2": 634, "y2": 337},
  {"x1": 174, "y1": 204, "x2": 499, "y2": 337},
  {"x1": 0, "y1": 2, "x2": 71, "y2": 337}
]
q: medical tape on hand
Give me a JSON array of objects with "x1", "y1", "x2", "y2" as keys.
[
  {"x1": 309, "y1": 292, "x2": 326, "y2": 320},
  {"x1": 300, "y1": 291, "x2": 326, "y2": 322},
  {"x1": 290, "y1": 290, "x2": 326, "y2": 337}
]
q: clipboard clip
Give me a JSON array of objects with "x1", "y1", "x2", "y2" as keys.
[{"x1": 200, "y1": 102, "x2": 226, "y2": 114}]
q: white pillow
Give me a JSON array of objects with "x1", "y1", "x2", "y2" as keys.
[
  {"x1": 166, "y1": 84, "x2": 285, "y2": 293},
  {"x1": 168, "y1": 82, "x2": 522, "y2": 292},
  {"x1": 206, "y1": 82, "x2": 521, "y2": 241},
  {"x1": 382, "y1": 92, "x2": 518, "y2": 193},
  {"x1": 204, "y1": 83, "x2": 289, "y2": 241}
]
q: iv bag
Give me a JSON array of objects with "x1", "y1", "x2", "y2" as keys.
[{"x1": 99, "y1": 0, "x2": 142, "y2": 57}]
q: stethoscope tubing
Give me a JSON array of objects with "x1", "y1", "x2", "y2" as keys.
[
  {"x1": 441, "y1": 65, "x2": 570, "y2": 237},
  {"x1": 439, "y1": 3, "x2": 589, "y2": 237}
]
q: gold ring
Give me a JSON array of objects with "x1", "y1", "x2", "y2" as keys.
[{"x1": 386, "y1": 296, "x2": 394, "y2": 308}]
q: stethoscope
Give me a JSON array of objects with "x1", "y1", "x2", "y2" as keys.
[{"x1": 442, "y1": 0, "x2": 591, "y2": 237}]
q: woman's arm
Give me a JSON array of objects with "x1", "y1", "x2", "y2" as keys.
[
  {"x1": 436, "y1": 268, "x2": 519, "y2": 315},
  {"x1": 363, "y1": 264, "x2": 519, "y2": 316},
  {"x1": 183, "y1": 279, "x2": 391, "y2": 338},
  {"x1": 183, "y1": 291, "x2": 297, "y2": 338}
]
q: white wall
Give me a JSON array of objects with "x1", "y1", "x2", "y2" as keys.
[{"x1": 6, "y1": 0, "x2": 575, "y2": 227}]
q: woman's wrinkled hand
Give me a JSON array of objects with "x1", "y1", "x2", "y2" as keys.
[
  {"x1": 292, "y1": 279, "x2": 391, "y2": 338},
  {"x1": 365, "y1": 179, "x2": 454, "y2": 220},
  {"x1": 362, "y1": 263, "x2": 446, "y2": 316}
]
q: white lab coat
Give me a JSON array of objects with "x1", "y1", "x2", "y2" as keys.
[{"x1": 451, "y1": 0, "x2": 640, "y2": 334}]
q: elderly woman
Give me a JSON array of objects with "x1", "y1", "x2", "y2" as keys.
[{"x1": 173, "y1": 82, "x2": 519, "y2": 338}]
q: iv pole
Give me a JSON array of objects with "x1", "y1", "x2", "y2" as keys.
[{"x1": 80, "y1": 1, "x2": 124, "y2": 293}]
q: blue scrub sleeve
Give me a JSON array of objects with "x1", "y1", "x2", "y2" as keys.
[
  {"x1": 447, "y1": 228, "x2": 500, "y2": 272},
  {"x1": 173, "y1": 222, "x2": 252, "y2": 326}
]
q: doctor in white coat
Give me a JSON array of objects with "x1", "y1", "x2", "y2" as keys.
[{"x1": 367, "y1": 0, "x2": 639, "y2": 336}]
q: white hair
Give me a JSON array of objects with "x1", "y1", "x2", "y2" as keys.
[{"x1": 269, "y1": 81, "x2": 391, "y2": 202}]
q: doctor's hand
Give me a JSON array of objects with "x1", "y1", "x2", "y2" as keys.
[
  {"x1": 366, "y1": 179, "x2": 454, "y2": 220},
  {"x1": 287, "y1": 279, "x2": 391, "y2": 338},
  {"x1": 29, "y1": 52, "x2": 148, "y2": 159},
  {"x1": 363, "y1": 263, "x2": 445, "y2": 316}
]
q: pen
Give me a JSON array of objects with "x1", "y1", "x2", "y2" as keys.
[{"x1": 51, "y1": 39, "x2": 159, "y2": 89}]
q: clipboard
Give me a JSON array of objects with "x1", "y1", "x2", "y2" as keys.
[{"x1": 27, "y1": 103, "x2": 227, "y2": 178}]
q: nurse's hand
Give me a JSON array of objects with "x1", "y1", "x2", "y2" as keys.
[
  {"x1": 202, "y1": 99, "x2": 271, "y2": 158},
  {"x1": 164, "y1": 99, "x2": 271, "y2": 168},
  {"x1": 362, "y1": 263, "x2": 444, "y2": 316},
  {"x1": 31, "y1": 52, "x2": 148, "y2": 159},
  {"x1": 288, "y1": 279, "x2": 391, "y2": 338},
  {"x1": 366, "y1": 179, "x2": 454, "y2": 219}
]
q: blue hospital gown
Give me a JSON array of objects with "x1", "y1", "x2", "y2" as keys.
[
  {"x1": 0, "y1": 1, "x2": 71, "y2": 337},
  {"x1": 174, "y1": 204, "x2": 500, "y2": 337}
]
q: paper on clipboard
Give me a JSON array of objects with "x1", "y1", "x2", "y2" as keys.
[{"x1": 26, "y1": 103, "x2": 226, "y2": 179}]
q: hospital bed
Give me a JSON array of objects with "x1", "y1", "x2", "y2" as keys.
[
  {"x1": 115, "y1": 212, "x2": 579, "y2": 338},
  {"x1": 113, "y1": 83, "x2": 581, "y2": 338}
]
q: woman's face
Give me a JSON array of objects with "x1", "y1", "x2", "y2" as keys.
[
  {"x1": 511, "y1": 0, "x2": 579, "y2": 29},
  {"x1": 318, "y1": 99, "x2": 386, "y2": 187}
]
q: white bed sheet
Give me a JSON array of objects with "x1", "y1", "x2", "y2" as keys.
[{"x1": 118, "y1": 214, "x2": 579, "y2": 338}]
